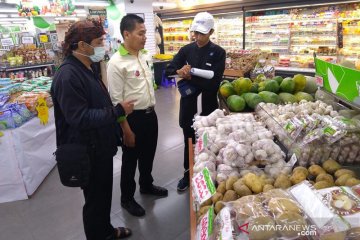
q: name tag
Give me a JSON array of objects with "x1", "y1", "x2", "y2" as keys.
[{"x1": 206, "y1": 63, "x2": 212, "y2": 67}]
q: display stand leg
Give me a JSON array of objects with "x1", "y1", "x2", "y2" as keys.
[{"x1": 189, "y1": 138, "x2": 196, "y2": 240}]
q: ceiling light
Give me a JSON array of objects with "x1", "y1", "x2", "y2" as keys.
[
  {"x1": 0, "y1": 8, "x2": 18, "y2": 13},
  {"x1": 73, "y1": 1, "x2": 109, "y2": 7},
  {"x1": 9, "y1": 14, "x2": 21, "y2": 18},
  {"x1": 0, "y1": 14, "x2": 9, "y2": 18},
  {"x1": 5, "y1": 0, "x2": 20, "y2": 4},
  {"x1": 76, "y1": 13, "x2": 88, "y2": 17},
  {"x1": 55, "y1": 17, "x2": 79, "y2": 21},
  {"x1": 76, "y1": 9, "x2": 88, "y2": 14},
  {"x1": 152, "y1": 2, "x2": 177, "y2": 7}
]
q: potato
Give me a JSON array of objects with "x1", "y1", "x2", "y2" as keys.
[
  {"x1": 314, "y1": 180, "x2": 333, "y2": 190},
  {"x1": 233, "y1": 182, "x2": 252, "y2": 197},
  {"x1": 276, "y1": 212, "x2": 307, "y2": 238},
  {"x1": 244, "y1": 173, "x2": 257, "y2": 188},
  {"x1": 223, "y1": 190, "x2": 238, "y2": 202},
  {"x1": 316, "y1": 173, "x2": 334, "y2": 184},
  {"x1": 322, "y1": 159, "x2": 341, "y2": 174},
  {"x1": 200, "y1": 197, "x2": 213, "y2": 207},
  {"x1": 249, "y1": 216, "x2": 277, "y2": 240},
  {"x1": 290, "y1": 171, "x2": 307, "y2": 185},
  {"x1": 293, "y1": 166, "x2": 309, "y2": 177},
  {"x1": 217, "y1": 181, "x2": 226, "y2": 194},
  {"x1": 347, "y1": 227, "x2": 360, "y2": 240},
  {"x1": 268, "y1": 198, "x2": 302, "y2": 215},
  {"x1": 319, "y1": 231, "x2": 346, "y2": 240},
  {"x1": 211, "y1": 192, "x2": 223, "y2": 204},
  {"x1": 345, "y1": 178, "x2": 360, "y2": 187},
  {"x1": 264, "y1": 178, "x2": 275, "y2": 185},
  {"x1": 214, "y1": 201, "x2": 225, "y2": 214},
  {"x1": 263, "y1": 184, "x2": 274, "y2": 192},
  {"x1": 309, "y1": 164, "x2": 326, "y2": 176},
  {"x1": 262, "y1": 189, "x2": 290, "y2": 201},
  {"x1": 335, "y1": 174, "x2": 353, "y2": 186},
  {"x1": 226, "y1": 176, "x2": 239, "y2": 191},
  {"x1": 274, "y1": 174, "x2": 292, "y2": 189},
  {"x1": 250, "y1": 178, "x2": 264, "y2": 194},
  {"x1": 334, "y1": 169, "x2": 356, "y2": 179},
  {"x1": 198, "y1": 205, "x2": 211, "y2": 219}
]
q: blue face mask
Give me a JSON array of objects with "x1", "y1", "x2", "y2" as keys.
[{"x1": 75, "y1": 43, "x2": 105, "y2": 62}]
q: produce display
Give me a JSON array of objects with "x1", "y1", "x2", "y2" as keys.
[
  {"x1": 203, "y1": 182, "x2": 360, "y2": 240},
  {"x1": 0, "y1": 76, "x2": 53, "y2": 130},
  {"x1": 219, "y1": 73, "x2": 317, "y2": 112},
  {"x1": 256, "y1": 96, "x2": 360, "y2": 166}
]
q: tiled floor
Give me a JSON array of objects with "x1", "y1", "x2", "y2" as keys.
[{"x1": 0, "y1": 87, "x2": 191, "y2": 240}]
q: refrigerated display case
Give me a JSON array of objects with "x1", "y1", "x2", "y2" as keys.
[
  {"x1": 215, "y1": 14, "x2": 243, "y2": 51},
  {"x1": 162, "y1": 19, "x2": 192, "y2": 55}
]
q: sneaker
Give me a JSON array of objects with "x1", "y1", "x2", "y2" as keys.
[
  {"x1": 121, "y1": 199, "x2": 145, "y2": 217},
  {"x1": 140, "y1": 185, "x2": 168, "y2": 197},
  {"x1": 177, "y1": 176, "x2": 189, "y2": 192}
]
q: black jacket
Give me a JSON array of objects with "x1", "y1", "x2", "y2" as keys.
[
  {"x1": 51, "y1": 55, "x2": 124, "y2": 156},
  {"x1": 166, "y1": 41, "x2": 226, "y2": 115}
]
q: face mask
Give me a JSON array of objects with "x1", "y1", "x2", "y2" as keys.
[{"x1": 75, "y1": 43, "x2": 105, "y2": 62}]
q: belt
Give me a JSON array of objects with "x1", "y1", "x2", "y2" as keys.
[{"x1": 134, "y1": 106, "x2": 155, "y2": 114}]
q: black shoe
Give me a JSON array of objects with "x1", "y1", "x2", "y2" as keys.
[
  {"x1": 121, "y1": 199, "x2": 145, "y2": 217},
  {"x1": 140, "y1": 185, "x2": 168, "y2": 197},
  {"x1": 177, "y1": 177, "x2": 189, "y2": 192}
]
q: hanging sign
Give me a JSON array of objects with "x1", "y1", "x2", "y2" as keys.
[
  {"x1": 1, "y1": 38, "x2": 14, "y2": 47},
  {"x1": 315, "y1": 58, "x2": 360, "y2": 107},
  {"x1": 36, "y1": 97, "x2": 49, "y2": 125}
]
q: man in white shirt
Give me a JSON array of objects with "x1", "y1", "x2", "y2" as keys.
[{"x1": 107, "y1": 14, "x2": 168, "y2": 217}]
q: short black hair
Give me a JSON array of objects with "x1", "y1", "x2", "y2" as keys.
[{"x1": 120, "y1": 14, "x2": 144, "y2": 37}]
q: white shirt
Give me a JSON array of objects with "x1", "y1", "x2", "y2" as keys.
[{"x1": 107, "y1": 45, "x2": 156, "y2": 110}]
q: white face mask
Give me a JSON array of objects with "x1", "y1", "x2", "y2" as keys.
[{"x1": 75, "y1": 43, "x2": 106, "y2": 62}]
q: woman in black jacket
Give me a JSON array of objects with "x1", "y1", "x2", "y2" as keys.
[{"x1": 51, "y1": 20, "x2": 134, "y2": 240}]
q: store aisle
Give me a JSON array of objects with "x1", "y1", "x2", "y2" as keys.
[{"x1": 0, "y1": 87, "x2": 190, "y2": 240}]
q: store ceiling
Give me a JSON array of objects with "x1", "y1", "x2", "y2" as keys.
[{"x1": 155, "y1": 0, "x2": 360, "y2": 18}]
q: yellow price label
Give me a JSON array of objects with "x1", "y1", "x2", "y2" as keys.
[
  {"x1": 36, "y1": 97, "x2": 49, "y2": 125},
  {"x1": 39, "y1": 35, "x2": 48, "y2": 43}
]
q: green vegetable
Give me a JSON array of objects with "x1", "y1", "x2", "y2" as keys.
[
  {"x1": 226, "y1": 95, "x2": 246, "y2": 112},
  {"x1": 280, "y1": 77, "x2": 295, "y2": 93},
  {"x1": 279, "y1": 93, "x2": 297, "y2": 104},
  {"x1": 258, "y1": 91, "x2": 280, "y2": 104},
  {"x1": 243, "y1": 93, "x2": 264, "y2": 109},
  {"x1": 294, "y1": 92, "x2": 314, "y2": 102}
]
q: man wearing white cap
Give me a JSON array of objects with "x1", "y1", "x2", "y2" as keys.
[{"x1": 166, "y1": 12, "x2": 226, "y2": 191}]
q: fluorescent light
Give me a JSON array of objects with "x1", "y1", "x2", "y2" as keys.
[
  {"x1": 0, "y1": 14, "x2": 9, "y2": 18},
  {"x1": 0, "y1": 8, "x2": 18, "y2": 13},
  {"x1": 153, "y1": 2, "x2": 177, "y2": 7},
  {"x1": 9, "y1": 18, "x2": 29, "y2": 22},
  {"x1": 5, "y1": 0, "x2": 20, "y2": 4},
  {"x1": 76, "y1": 13, "x2": 88, "y2": 17},
  {"x1": 76, "y1": 9, "x2": 88, "y2": 14},
  {"x1": 246, "y1": 1, "x2": 360, "y2": 12},
  {"x1": 73, "y1": 1, "x2": 109, "y2": 7},
  {"x1": 55, "y1": 17, "x2": 79, "y2": 21},
  {"x1": 10, "y1": 14, "x2": 21, "y2": 18}
]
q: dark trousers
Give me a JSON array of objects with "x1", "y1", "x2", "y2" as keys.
[
  {"x1": 121, "y1": 110, "x2": 158, "y2": 202},
  {"x1": 83, "y1": 153, "x2": 114, "y2": 240}
]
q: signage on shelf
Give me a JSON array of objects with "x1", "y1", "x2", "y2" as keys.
[
  {"x1": 192, "y1": 167, "x2": 216, "y2": 205},
  {"x1": 22, "y1": 36, "x2": 34, "y2": 44},
  {"x1": 89, "y1": 9, "x2": 107, "y2": 16},
  {"x1": 36, "y1": 97, "x2": 49, "y2": 125},
  {"x1": 39, "y1": 34, "x2": 49, "y2": 43},
  {"x1": 315, "y1": 58, "x2": 360, "y2": 107},
  {"x1": 0, "y1": 38, "x2": 14, "y2": 47}
]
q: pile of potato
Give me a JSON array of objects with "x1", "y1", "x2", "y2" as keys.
[{"x1": 198, "y1": 159, "x2": 359, "y2": 218}]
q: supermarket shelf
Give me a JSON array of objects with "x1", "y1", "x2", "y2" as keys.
[
  {"x1": 164, "y1": 41, "x2": 190, "y2": 44},
  {"x1": 275, "y1": 66, "x2": 315, "y2": 73},
  {"x1": 0, "y1": 62, "x2": 55, "y2": 72},
  {"x1": 291, "y1": 44, "x2": 337, "y2": 47}
]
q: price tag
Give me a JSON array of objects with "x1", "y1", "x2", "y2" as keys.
[
  {"x1": 36, "y1": 97, "x2": 49, "y2": 125},
  {"x1": 315, "y1": 75, "x2": 324, "y2": 87},
  {"x1": 39, "y1": 35, "x2": 49, "y2": 43},
  {"x1": 22, "y1": 36, "x2": 34, "y2": 44},
  {"x1": 196, "y1": 206, "x2": 214, "y2": 240},
  {"x1": 288, "y1": 153, "x2": 298, "y2": 167},
  {"x1": 219, "y1": 207, "x2": 233, "y2": 239},
  {"x1": 195, "y1": 132, "x2": 208, "y2": 153},
  {"x1": 192, "y1": 167, "x2": 216, "y2": 204},
  {"x1": 1, "y1": 38, "x2": 14, "y2": 47}
]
